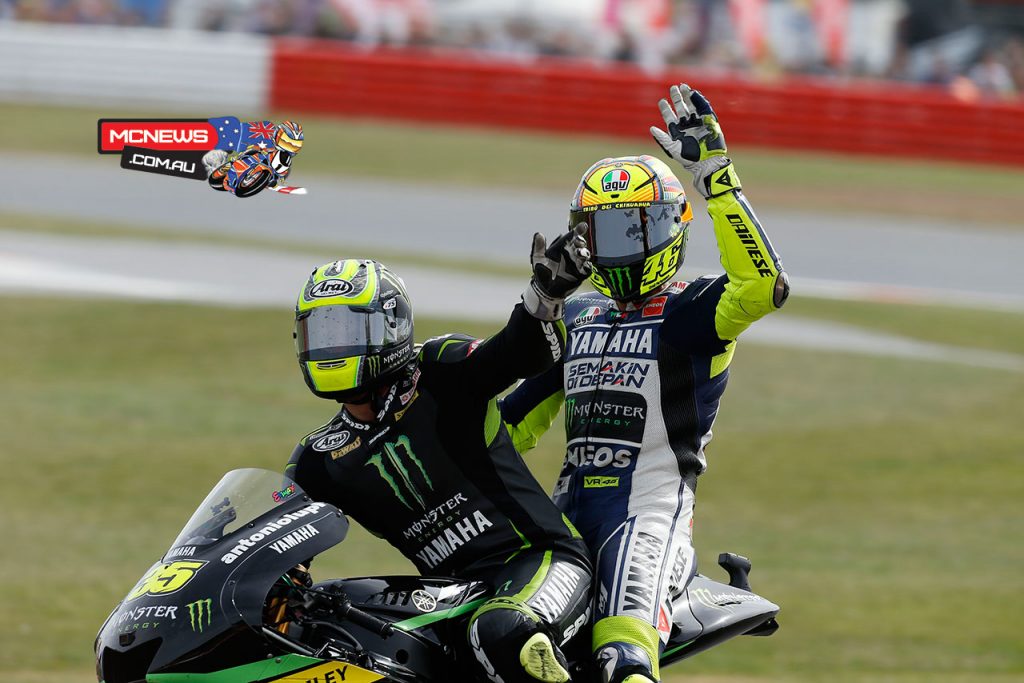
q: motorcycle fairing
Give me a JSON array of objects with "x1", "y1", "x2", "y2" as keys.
[
  {"x1": 660, "y1": 573, "x2": 780, "y2": 665},
  {"x1": 96, "y1": 495, "x2": 348, "y2": 678},
  {"x1": 147, "y1": 654, "x2": 384, "y2": 683}
]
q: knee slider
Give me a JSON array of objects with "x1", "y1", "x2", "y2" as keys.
[
  {"x1": 470, "y1": 597, "x2": 539, "y2": 649},
  {"x1": 469, "y1": 598, "x2": 568, "y2": 683}
]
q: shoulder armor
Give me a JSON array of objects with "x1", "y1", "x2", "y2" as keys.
[
  {"x1": 300, "y1": 418, "x2": 337, "y2": 447},
  {"x1": 420, "y1": 333, "x2": 477, "y2": 363}
]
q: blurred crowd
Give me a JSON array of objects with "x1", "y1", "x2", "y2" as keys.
[{"x1": 3, "y1": 0, "x2": 1024, "y2": 99}]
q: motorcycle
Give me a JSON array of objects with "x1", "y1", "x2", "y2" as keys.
[
  {"x1": 208, "y1": 151, "x2": 277, "y2": 198},
  {"x1": 95, "y1": 468, "x2": 779, "y2": 682}
]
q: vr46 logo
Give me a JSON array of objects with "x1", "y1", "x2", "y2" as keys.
[{"x1": 127, "y1": 561, "x2": 206, "y2": 601}]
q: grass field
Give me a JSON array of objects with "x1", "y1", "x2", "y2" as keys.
[
  {"x1": 1, "y1": 295, "x2": 1021, "y2": 682},
  {"x1": 6, "y1": 101, "x2": 1024, "y2": 228},
  {"x1": 4, "y1": 98, "x2": 1023, "y2": 682}
]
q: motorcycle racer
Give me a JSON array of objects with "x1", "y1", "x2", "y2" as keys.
[
  {"x1": 285, "y1": 229, "x2": 595, "y2": 683},
  {"x1": 266, "y1": 120, "x2": 303, "y2": 187},
  {"x1": 501, "y1": 85, "x2": 789, "y2": 683}
]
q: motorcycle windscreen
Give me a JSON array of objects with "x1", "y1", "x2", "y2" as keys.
[
  {"x1": 169, "y1": 468, "x2": 305, "y2": 552},
  {"x1": 96, "y1": 469, "x2": 348, "y2": 677}
]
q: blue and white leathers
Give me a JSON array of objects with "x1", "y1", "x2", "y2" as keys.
[
  {"x1": 502, "y1": 183, "x2": 788, "y2": 683},
  {"x1": 506, "y1": 282, "x2": 720, "y2": 641}
]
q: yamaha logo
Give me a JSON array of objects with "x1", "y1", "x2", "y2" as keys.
[
  {"x1": 309, "y1": 279, "x2": 355, "y2": 298},
  {"x1": 411, "y1": 589, "x2": 437, "y2": 612}
]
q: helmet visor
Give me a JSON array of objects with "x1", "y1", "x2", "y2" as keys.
[
  {"x1": 296, "y1": 299, "x2": 412, "y2": 362},
  {"x1": 573, "y1": 202, "x2": 685, "y2": 265},
  {"x1": 277, "y1": 135, "x2": 303, "y2": 153}
]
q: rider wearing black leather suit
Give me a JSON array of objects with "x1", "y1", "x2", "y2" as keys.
[{"x1": 286, "y1": 228, "x2": 594, "y2": 683}]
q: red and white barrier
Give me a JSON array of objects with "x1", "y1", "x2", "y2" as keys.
[
  {"x1": 271, "y1": 40, "x2": 1024, "y2": 166},
  {"x1": 1, "y1": 24, "x2": 1021, "y2": 166}
]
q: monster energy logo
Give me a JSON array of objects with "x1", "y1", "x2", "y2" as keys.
[
  {"x1": 366, "y1": 355, "x2": 381, "y2": 378},
  {"x1": 187, "y1": 598, "x2": 212, "y2": 632},
  {"x1": 604, "y1": 267, "x2": 633, "y2": 296},
  {"x1": 564, "y1": 398, "x2": 576, "y2": 432},
  {"x1": 365, "y1": 434, "x2": 433, "y2": 510}
]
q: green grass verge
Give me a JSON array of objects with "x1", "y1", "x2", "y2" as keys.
[
  {"x1": 9, "y1": 101, "x2": 1024, "y2": 228},
  {"x1": 1, "y1": 297, "x2": 1021, "y2": 680},
  {"x1": 784, "y1": 296, "x2": 1024, "y2": 356}
]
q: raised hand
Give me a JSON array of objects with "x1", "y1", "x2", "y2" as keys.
[
  {"x1": 523, "y1": 223, "x2": 593, "y2": 321},
  {"x1": 650, "y1": 84, "x2": 738, "y2": 198}
]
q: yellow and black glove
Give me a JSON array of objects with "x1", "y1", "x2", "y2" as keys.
[{"x1": 650, "y1": 83, "x2": 739, "y2": 200}]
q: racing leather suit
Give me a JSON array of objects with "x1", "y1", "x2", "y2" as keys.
[
  {"x1": 501, "y1": 188, "x2": 787, "y2": 682},
  {"x1": 287, "y1": 304, "x2": 592, "y2": 683}
]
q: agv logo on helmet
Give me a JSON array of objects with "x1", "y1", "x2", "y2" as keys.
[{"x1": 601, "y1": 169, "x2": 631, "y2": 192}]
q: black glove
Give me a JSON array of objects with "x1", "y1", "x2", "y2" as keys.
[{"x1": 523, "y1": 223, "x2": 592, "y2": 321}]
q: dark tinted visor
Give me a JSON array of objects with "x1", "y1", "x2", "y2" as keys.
[
  {"x1": 573, "y1": 203, "x2": 684, "y2": 264},
  {"x1": 296, "y1": 298, "x2": 412, "y2": 362}
]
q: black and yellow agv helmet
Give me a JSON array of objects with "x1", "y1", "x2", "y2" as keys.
[{"x1": 570, "y1": 155, "x2": 693, "y2": 302}]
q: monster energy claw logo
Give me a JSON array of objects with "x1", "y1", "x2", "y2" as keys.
[
  {"x1": 564, "y1": 398, "x2": 576, "y2": 432},
  {"x1": 187, "y1": 598, "x2": 212, "y2": 633},
  {"x1": 604, "y1": 267, "x2": 634, "y2": 296},
  {"x1": 366, "y1": 434, "x2": 434, "y2": 510}
]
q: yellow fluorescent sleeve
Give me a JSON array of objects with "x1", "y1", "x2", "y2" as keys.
[{"x1": 707, "y1": 190, "x2": 785, "y2": 341}]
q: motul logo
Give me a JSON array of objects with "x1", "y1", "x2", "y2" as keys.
[{"x1": 98, "y1": 119, "x2": 216, "y2": 153}]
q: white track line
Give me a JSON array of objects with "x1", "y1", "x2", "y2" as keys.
[{"x1": 1, "y1": 236, "x2": 1022, "y2": 372}]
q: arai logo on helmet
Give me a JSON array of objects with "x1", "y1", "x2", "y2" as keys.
[
  {"x1": 309, "y1": 279, "x2": 355, "y2": 299},
  {"x1": 601, "y1": 169, "x2": 631, "y2": 192}
]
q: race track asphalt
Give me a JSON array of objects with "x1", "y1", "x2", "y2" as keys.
[
  {"x1": 3, "y1": 230, "x2": 1022, "y2": 373},
  {"x1": 3, "y1": 155, "x2": 1024, "y2": 311},
  {"x1": 2, "y1": 155, "x2": 1024, "y2": 371}
]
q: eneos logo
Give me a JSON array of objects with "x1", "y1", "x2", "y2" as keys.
[
  {"x1": 601, "y1": 169, "x2": 631, "y2": 192},
  {"x1": 126, "y1": 561, "x2": 206, "y2": 601}
]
